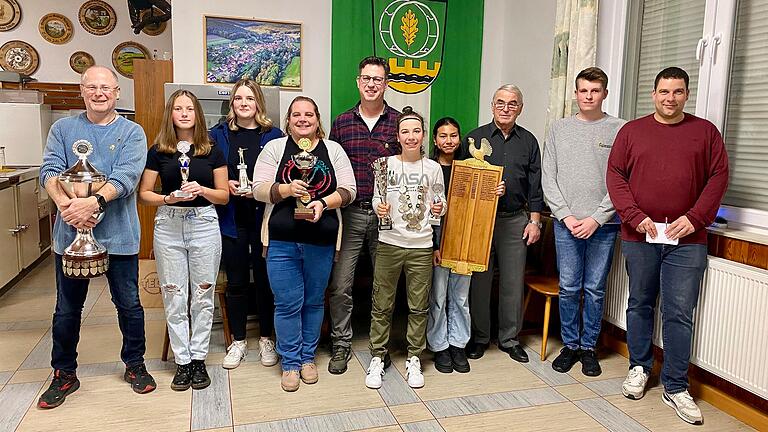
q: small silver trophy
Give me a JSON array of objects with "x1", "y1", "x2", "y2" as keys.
[
  {"x1": 429, "y1": 183, "x2": 445, "y2": 226},
  {"x1": 235, "y1": 147, "x2": 251, "y2": 194},
  {"x1": 291, "y1": 138, "x2": 317, "y2": 220},
  {"x1": 172, "y1": 140, "x2": 192, "y2": 198},
  {"x1": 58, "y1": 140, "x2": 109, "y2": 279},
  {"x1": 372, "y1": 157, "x2": 393, "y2": 230}
]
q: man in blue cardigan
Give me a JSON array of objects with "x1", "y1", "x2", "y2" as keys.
[{"x1": 38, "y1": 66, "x2": 155, "y2": 408}]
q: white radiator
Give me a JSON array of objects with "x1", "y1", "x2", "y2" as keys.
[{"x1": 603, "y1": 243, "x2": 768, "y2": 399}]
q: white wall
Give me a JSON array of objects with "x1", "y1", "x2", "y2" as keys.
[
  {"x1": 171, "y1": 1, "x2": 332, "y2": 125},
  {"x1": 0, "y1": 0, "x2": 172, "y2": 110},
  {"x1": 478, "y1": 0, "x2": 557, "y2": 142},
  {"x1": 169, "y1": 0, "x2": 559, "y2": 140}
]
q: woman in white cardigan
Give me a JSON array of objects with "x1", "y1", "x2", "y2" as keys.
[{"x1": 251, "y1": 96, "x2": 356, "y2": 392}]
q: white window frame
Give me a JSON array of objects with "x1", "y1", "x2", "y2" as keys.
[{"x1": 598, "y1": 0, "x2": 768, "y2": 235}]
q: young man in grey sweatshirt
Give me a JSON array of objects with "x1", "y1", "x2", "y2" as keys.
[{"x1": 542, "y1": 67, "x2": 626, "y2": 377}]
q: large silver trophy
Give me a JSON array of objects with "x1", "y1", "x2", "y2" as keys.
[
  {"x1": 58, "y1": 140, "x2": 109, "y2": 278},
  {"x1": 291, "y1": 138, "x2": 317, "y2": 220},
  {"x1": 172, "y1": 140, "x2": 192, "y2": 198},
  {"x1": 372, "y1": 157, "x2": 393, "y2": 230}
]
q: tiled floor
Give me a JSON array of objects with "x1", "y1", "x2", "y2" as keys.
[{"x1": 0, "y1": 256, "x2": 755, "y2": 432}]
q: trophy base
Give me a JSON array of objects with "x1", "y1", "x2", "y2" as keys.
[
  {"x1": 429, "y1": 217, "x2": 441, "y2": 226},
  {"x1": 379, "y1": 219, "x2": 393, "y2": 231},
  {"x1": 235, "y1": 187, "x2": 251, "y2": 195},
  {"x1": 62, "y1": 251, "x2": 109, "y2": 279},
  {"x1": 172, "y1": 190, "x2": 192, "y2": 198},
  {"x1": 294, "y1": 208, "x2": 315, "y2": 220}
]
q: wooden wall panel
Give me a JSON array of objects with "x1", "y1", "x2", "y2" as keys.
[
  {"x1": 0, "y1": 82, "x2": 85, "y2": 110},
  {"x1": 708, "y1": 233, "x2": 768, "y2": 270},
  {"x1": 133, "y1": 59, "x2": 173, "y2": 259}
]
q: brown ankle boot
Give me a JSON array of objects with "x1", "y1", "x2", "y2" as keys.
[
  {"x1": 300, "y1": 363, "x2": 318, "y2": 384},
  {"x1": 281, "y1": 370, "x2": 300, "y2": 392}
]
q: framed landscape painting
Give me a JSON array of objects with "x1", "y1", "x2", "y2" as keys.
[{"x1": 205, "y1": 15, "x2": 302, "y2": 88}]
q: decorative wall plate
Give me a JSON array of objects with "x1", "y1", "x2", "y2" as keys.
[
  {"x1": 0, "y1": 0, "x2": 21, "y2": 32},
  {"x1": 69, "y1": 51, "x2": 95, "y2": 74},
  {"x1": 111, "y1": 41, "x2": 149, "y2": 78},
  {"x1": 39, "y1": 13, "x2": 74, "y2": 44},
  {"x1": 0, "y1": 40, "x2": 39, "y2": 75},
  {"x1": 78, "y1": 0, "x2": 116, "y2": 36},
  {"x1": 140, "y1": 9, "x2": 167, "y2": 36}
]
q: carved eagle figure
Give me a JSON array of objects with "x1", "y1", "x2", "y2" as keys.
[{"x1": 468, "y1": 137, "x2": 493, "y2": 161}]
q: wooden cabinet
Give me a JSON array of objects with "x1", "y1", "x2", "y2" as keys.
[
  {"x1": 0, "y1": 174, "x2": 49, "y2": 291},
  {"x1": 0, "y1": 187, "x2": 20, "y2": 287}
]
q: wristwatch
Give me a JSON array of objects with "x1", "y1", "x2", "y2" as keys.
[
  {"x1": 94, "y1": 193, "x2": 107, "y2": 212},
  {"x1": 528, "y1": 219, "x2": 542, "y2": 229},
  {"x1": 318, "y1": 197, "x2": 328, "y2": 209}
]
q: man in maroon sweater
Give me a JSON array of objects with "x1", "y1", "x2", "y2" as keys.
[{"x1": 606, "y1": 67, "x2": 728, "y2": 425}]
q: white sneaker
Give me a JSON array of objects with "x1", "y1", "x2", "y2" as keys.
[
  {"x1": 222, "y1": 340, "x2": 247, "y2": 369},
  {"x1": 663, "y1": 390, "x2": 703, "y2": 425},
  {"x1": 405, "y1": 356, "x2": 424, "y2": 388},
  {"x1": 622, "y1": 365, "x2": 650, "y2": 399},
  {"x1": 365, "y1": 357, "x2": 385, "y2": 389},
  {"x1": 259, "y1": 339, "x2": 279, "y2": 367}
]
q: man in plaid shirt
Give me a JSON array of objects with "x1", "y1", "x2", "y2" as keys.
[{"x1": 327, "y1": 56, "x2": 400, "y2": 374}]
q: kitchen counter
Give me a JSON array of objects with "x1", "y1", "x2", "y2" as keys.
[{"x1": 0, "y1": 166, "x2": 40, "y2": 190}]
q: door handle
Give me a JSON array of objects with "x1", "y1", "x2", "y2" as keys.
[
  {"x1": 695, "y1": 37, "x2": 709, "y2": 64},
  {"x1": 8, "y1": 224, "x2": 29, "y2": 235}
]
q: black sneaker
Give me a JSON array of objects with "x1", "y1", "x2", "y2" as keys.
[
  {"x1": 552, "y1": 347, "x2": 580, "y2": 373},
  {"x1": 124, "y1": 363, "x2": 157, "y2": 394},
  {"x1": 171, "y1": 363, "x2": 192, "y2": 391},
  {"x1": 38, "y1": 370, "x2": 80, "y2": 409},
  {"x1": 191, "y1": 360, "x2": 211, "y2": 390},
  {"x1": 328, "y1": 345, "x2": 352, "y2": 374},
  {"x1": 580, "y1": 349, "x2": 602, "y2": 377},
  {"x1": 433, "y1": 349, "x2": 453, "y2": 373},
  {"x1": 449, "y1": 345, "x2": 470, "y2": 373}
]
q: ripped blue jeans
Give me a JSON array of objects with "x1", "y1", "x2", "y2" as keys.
[{"x1": 154, "y1": 205, "x2": 221, "y2": 365}]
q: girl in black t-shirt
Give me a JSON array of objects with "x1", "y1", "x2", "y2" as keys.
[
  {"x1": 138, "y1": 90, "x2": 229, "y2": 392},
  {"x1": 210, "y1": 78, "x2": 283, "y2": 371}
]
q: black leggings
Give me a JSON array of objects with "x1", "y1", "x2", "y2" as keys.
[{"x1": 221, "y1": 222, "x2": 274, "y2": 340}]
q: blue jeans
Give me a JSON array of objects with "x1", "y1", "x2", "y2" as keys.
[
  {"x1": 427, "y1": 265, "x2": 471, "y2": 351},
  {"x1": 52, "y1": 253, "x2": 146, "y2": 372},
  {"x1": 154, "y1": 205, "x2": 221, "y2": 365},
  {"x1": 266, "y1": 240, "x2": 335, "y2": 371},
  {"x1": 554, "y1": 221, "x2": 618, "y2": 350},
  {"x1": 622, "y1": 240, "x2": 707, "y2": 393}
]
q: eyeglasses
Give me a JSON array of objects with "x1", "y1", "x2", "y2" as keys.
[
  {"x1": 358, "y1": 75, "x2": 386, "y2": 86},
  {"x1": 81, "y1": 85, "x2": 119, "y2": 95},
  {"x1": 494, "y1": 100, "x2": 521, "y2": 111}
]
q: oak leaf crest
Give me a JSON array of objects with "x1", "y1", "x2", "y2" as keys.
[{"x1": 400, "y1": 9, "x2": 418, "y2": 48}]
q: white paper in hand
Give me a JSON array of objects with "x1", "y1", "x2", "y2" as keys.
[{"x1": 646, "y1": 223, "x2": 678, "y2": 245}]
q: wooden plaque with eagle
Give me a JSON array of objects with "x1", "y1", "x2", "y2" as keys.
[{"x1": 439, "y1": 137, "x2": 503, "y2": 275}]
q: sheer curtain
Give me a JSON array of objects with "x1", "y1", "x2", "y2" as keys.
[{"x1": 545, "y1": 0, "x2": 599, "y2": 140}]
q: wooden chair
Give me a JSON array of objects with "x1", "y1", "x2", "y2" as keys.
[
  {"x1": 522, "y1": 274, "x2": 560, "y2": 361},
  {"x1": 522, "y1": 215, "x2": 560, "y2": 361},
  {"x1": 161, "y1": 271, "x2": 231, "y2": 362}
]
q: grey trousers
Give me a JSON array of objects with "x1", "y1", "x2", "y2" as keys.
[
  {"x1": 328, "y1": 206, "x2": 380, "y2": 347},
  {"x1": 470, "y1": 212, "x2": 528, "y2": 348}
]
